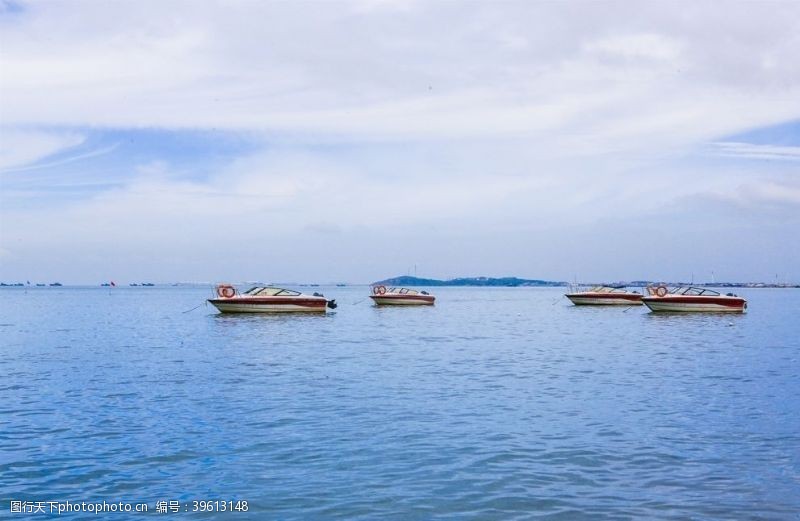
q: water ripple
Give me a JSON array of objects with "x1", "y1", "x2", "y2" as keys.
[{"x1": 1, "y1": 286, "x2": 798, "y2": 519}]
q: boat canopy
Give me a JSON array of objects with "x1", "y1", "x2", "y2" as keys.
[{"x1": 243, "y1": 286, "x2": 302, "y2": 297}]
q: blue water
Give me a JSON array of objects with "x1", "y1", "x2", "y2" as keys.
[{"x1": 1, "y1": 286, "x2": 799, "y2": 519}]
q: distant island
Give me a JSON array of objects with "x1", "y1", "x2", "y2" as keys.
[{"x1": 375, "y1": 276, "x2": 567, "y2": 287}]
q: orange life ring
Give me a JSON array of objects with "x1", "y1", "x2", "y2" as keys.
[
  {"x1": 655, "y1": 285, "x2": 668, "y2": 297},
  {"x1": 374, "y1": 285, "x2": 387, "y2": 295},
  {"x1": 217, "y1": 285, "x2": 236, "y2": 298}
]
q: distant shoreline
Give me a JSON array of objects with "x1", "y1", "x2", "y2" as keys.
[
  {"x1": 374, "y1": 276, "x2": 800, "y2": 289},
  {"x1": 1, "y1": 278, "x2": 798, "y2": 289}
]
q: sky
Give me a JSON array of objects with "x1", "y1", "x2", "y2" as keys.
[{"x1": 1, "y1": 0, "x2": 799, "y2": 284}]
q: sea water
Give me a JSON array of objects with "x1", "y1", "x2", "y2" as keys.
[{"x1": 1, "y1": 286, "x2": 799, "y2": 519}]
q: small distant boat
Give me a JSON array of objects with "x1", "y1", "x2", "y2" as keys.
[
  {"x1": 49, "y1": 282, "x2": 62, "y2": 287},
  {"x1": 36, "y1": 283, "x2": 46, "y2": 287},
  {"x1": 208, "y1": 284, "x2": 337, "y2": 313},
  {"x1": 642, "y1": 286, "x2": 747, "y2": 313},
  {"x1": 565, "y1": 285, "x2": 643, "y2": 306},
  {"x1": 370, "y1": 285, "x2": 435, "y2": 306}
]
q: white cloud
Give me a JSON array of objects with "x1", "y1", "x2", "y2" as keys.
[
  {"x1": 746, "y1": 182, "x2": 800, "y2": 205},
  {"x1": 1, "y1": 1, "x2": 799, "y2": 143},
  {"x1": 0, "y1": 129, "x2": 85, "y2": 170},
  {"x1": 2, "y1": 0, "x2": 800, "y2": 282},
  {"x1": 711, "y1": 142, "x2": 800, "y2": 161},
  {"x1": 584, "y1": 33, "x2": 684, "y2": 61}
]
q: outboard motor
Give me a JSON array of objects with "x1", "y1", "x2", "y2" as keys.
[{"x1": 326, "y1": 299, "x2": 338, "y2": 309}]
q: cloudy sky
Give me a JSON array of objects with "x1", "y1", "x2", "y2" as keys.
[{"x1": 1, "y1": 0, "x2": 799, "y2": 284}]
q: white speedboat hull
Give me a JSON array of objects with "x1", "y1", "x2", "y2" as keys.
[
  {"x1": 566, "y1": 295, "x2": 642, "y2": 306},
  {"x1": 209, "y1": 296, "x2": 329, "y2": 313},
  {"x1": 642, "y1": 297, "x2": 746, "y2": 313}
]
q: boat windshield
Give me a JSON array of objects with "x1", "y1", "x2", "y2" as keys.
[
  {"x1": 388, "y1": 287, "x2": 420, "y2": 295},
  {"x1": 243, "y1": 287, "x2": 302, "y2": 297},
  {"x1": 589, "y1": 286, "x2": 628, "y2": 293},
  {"x1": 673, "y1": 286, "x2": 721, "y2": 296},
  {"x1": 648, "y1": 285, "x2": 681, "y2": 296}
]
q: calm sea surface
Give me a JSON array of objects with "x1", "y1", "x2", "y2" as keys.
[{"x1": 1, "y1": 286, "x2": 799, "y2": 520}]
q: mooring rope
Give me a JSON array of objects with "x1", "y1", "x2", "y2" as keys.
[{"x1": 182, "y1": 301, "x2": 206, "y2": 313}]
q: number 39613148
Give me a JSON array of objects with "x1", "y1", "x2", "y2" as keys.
[{"x1": 192, "y1": 500, "x2": 248, "y2": 512}]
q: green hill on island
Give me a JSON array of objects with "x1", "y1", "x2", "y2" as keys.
[{"x1": 376, "y1": 276, "x2": 567, "y2": 287}]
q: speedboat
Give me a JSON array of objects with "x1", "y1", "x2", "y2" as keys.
[
  {"x1": 642, "y1": 286, "x2": 747, "y2": 313},
  {"x1": 565, "y1": 285, "x2": 643, "y2": 306},
  {"x1": 370, "y1": 285, "x2": 435, "y2": 306},
  {"x1": 208, "y1": 284, "x2": 337, "y2": 313}
]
